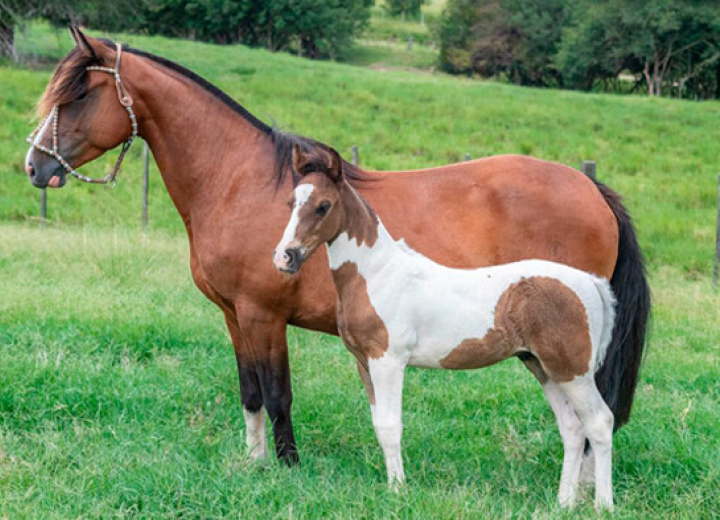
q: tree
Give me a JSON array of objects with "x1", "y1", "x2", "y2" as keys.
[
  {"x1": 437, "y1": 0, "x2": 567, "y2": 86},
  {"x1": 0, "y1": 0, "x2": 42, "y2": 59},
  {"x1": 557, "y1": 0, "x2": 720, "y2": 97},
  {"x1": 0, "y1": 0, "x2": 143, "y2": 60},
  {"x1": 385, "y1": 0, "x2": 426, "y2": 19}
]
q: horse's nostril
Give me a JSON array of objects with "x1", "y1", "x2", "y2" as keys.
[{"x1": 25, "y1": 163, "x2": 35, "y2": 177}]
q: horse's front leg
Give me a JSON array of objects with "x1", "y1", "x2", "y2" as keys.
[
  {"x1": 367, "y1": 355, "x2": 407, "y2": 488},
  {"x1": 232, "y1": 306, "x2": 298, "y2": 465},
  {"x1": 225, "y1": 314, "x2": 268, "y2": 460}
]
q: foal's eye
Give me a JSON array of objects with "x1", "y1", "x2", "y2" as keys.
[
  {"x1": 76, "y1": 92, "x2": 89, "y2": 101},
  {"x1": 316, "y1": 201, "x2": 331, "y2": 216}
]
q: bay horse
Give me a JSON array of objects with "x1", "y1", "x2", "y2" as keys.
[
  {"x1": 274, "y1": 146, "x2": 617, "y2": 509},
  {"x1": 23, "y1": 28, "x2": 649, "y2": 469}
]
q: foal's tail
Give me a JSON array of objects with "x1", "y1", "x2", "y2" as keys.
[{"x1": 593, "y1": 181, "x2": 651, "y2": 431}]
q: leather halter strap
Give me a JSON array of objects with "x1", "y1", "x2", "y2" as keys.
[{"x1": 26, "y1": 42, "x2": 138, "y2": 186}]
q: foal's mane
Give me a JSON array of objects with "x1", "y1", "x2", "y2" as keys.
[{"x1": 39, "y1": 38, "x2": 367, "y2": 186}]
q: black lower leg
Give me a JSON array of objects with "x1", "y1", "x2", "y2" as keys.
[{"x1": 257, "y1": 362, "x2": 298, "y2": 466}]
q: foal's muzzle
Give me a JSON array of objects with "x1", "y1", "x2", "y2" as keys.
[{"x1": 274, "y1": 247, "x2": 305, "y2": 274}]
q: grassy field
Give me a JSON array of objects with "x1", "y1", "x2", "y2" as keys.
[
  {"x1": 0, "y1": 19, "x2": 719, "y2": 519},
  {"x1": 0, "y1": 226, "x2": 718, "y2": 518}
]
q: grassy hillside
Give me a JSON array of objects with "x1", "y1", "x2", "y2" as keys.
[{"x1": 0, "y1": 225, "x2": 717, "y2": 518}]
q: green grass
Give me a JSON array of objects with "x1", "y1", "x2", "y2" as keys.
[
  {"x1": 1, "y1": 19, "x2": 720, "y2": 518},
  {"x1": 0, "y1": 224, "x2": 717, "y2": 518}
]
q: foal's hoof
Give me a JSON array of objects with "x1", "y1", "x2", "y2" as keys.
[
  {"x1": 595, "y1": 499, "x2": 614, "y2": 513},
  {"x1": 387, "y1": 478, "x2": 406, "y2": 494}
]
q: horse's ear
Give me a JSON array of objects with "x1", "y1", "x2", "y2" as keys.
[
  {"x1": 326, "y1": 147, "x2": 344, "y2": 184},
  {"x1": 69, "y1": 26, "x2": 98, "y2": 61}
]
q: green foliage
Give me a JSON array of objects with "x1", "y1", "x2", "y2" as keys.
[
  {"x1": 436, "y1": 0, "x2": 474, "y2": 73},
  {"x1": 385, "y1": 0, "x2": 426, "y2": 18},
  {"x1": 438, "y1": 0, "x2": 567, "y2": 85},
  {"x1": 557, "y1": 0, "x2": 720, "y2": 96},
  {"x1": 142, "y1": 0, "x2": 373, "y2": 58},
  {"x1": 437, "y1": 0, "x2": 720, "y2": 98}
]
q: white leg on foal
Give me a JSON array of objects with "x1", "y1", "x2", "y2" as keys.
[
  {"x1": 368, "y1": 356, "x2": 407, "y2": 488},
  {"x1": 543, "y1": 381, "x2": 585, "y2": 507},
  {"x1": 579, "y1": 447, "x2": 596, "y2": 486},
  {"x1": 243, "y1": 406, "x2": 268, "y2": 460},
  {"x1": 560, "y1": 376, "x2": 615, "y2": 511}
]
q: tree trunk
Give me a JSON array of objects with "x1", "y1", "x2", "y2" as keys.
[
  {"x1": 0, "y1": 18, "x2": 16, "y2": 61},
  {"x1": 643, "y1": 62, "x2": 654, "y2": 96}
]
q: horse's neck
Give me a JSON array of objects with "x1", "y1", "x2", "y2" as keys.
[
  {"x1": 326, "y1": 187, "x2": 403, "y2": 280},
  {"x1": 130, "y1": 58, "x2": 275, "y2": 221}
]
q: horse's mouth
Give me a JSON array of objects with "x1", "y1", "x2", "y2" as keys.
[
  {"x1": 48, "y1": 173, "x2": 66, "y2": 188},
  {"x1": 31, "y1": 165, "x2": 66, "y2": 189}
]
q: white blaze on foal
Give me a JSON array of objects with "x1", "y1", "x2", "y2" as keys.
[{"x1": 274, "y1": 145, "x2": 617, "y2": 510}]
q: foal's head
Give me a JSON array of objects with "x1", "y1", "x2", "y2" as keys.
[{"x1": 273, "y1": 145, "x2": 348, "y2": 273}]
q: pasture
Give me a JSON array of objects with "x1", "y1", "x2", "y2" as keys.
[{"x1": 0, "y1": 23, "x2": 719, "y2": 518}]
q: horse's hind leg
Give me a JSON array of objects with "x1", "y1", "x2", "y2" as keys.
[
  {"x1": 559, "y1": 375, "x2": 614, "y2": 511},
  {"x1": 543, "y1": 380, "x2": 586, "y2": 508}
]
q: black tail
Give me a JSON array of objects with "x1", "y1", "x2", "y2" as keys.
[{"x1": 593, "y1": 181, "x2": 651, "y2": 430}]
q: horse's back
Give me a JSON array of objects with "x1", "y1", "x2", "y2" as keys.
[{"x1": 359, "y1": 155, "x2": 618, "y2": 279}]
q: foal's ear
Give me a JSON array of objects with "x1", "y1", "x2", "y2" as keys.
[
  {"x1": 292, "y1": 144, "x2": 313, "y2": 177},
  {"x1": 325, "y1": 147, "x2": 344, "y2": 184},
  {"x1": 69, "y1": 26, "x2": 99, "y2": 61}
]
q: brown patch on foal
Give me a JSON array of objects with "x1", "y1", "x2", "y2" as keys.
[
  {"x1": 332, "y1": 262, "x2": 389, "y2": 365},
  {"x1": 440, "y1": 277, "x2": 592, "y2": 382},
  {"x1": 338, "y1": 183, "x2": 379, "y2": 248}
]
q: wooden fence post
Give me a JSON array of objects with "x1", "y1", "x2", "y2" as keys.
[
  {"x1": 351, "y1": 145, "x2": 359, "y2": 166},
  {"x1": 714, "y1": 173, "x2": 720, "y2": 289},
  {"x1": 581, "y1": 160, "x2": 597, "y2": 180},
  {"x1": 40, "y1": 188, "x2": 47, "y2": 228},
  {"x1": 142, "y1": 141, "x2": 150, "y2": 232}
]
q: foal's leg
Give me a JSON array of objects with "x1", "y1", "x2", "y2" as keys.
[
  {"x1": 520, "y1": 354, "x2": 586, "y2": 507},
  {"x1": 543, "y1": 381, "x2": 586, "y2": 507},
  {"x1": 367, "y1": 356, "x2": 407, "y2": 487},
  {"x1": 559, "y1": 376, "x2": 614, "y2": 510}
]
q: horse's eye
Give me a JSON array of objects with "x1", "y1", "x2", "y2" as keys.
[
  {"x1": 76, "y1": 91, "x2": 88, "y2": 101},
  {"x1": 316, "y1": 201, "x2": 331, "y2": 216}
]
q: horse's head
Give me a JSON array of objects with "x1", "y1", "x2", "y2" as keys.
[
  {"x1": 273, "y1": 144, "x2": 345, "y2": 274},
  {"x1": 25, "y1": 27, "x2": 138, "y2": 189}
]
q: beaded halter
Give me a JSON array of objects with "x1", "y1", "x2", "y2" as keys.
[{"x1": 26, "y1": 42, "x2": 138, "y2": 186}]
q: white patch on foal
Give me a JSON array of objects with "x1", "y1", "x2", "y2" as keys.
[{"x1": 274, "y1": 184, "x2": 314, "y2": 261}]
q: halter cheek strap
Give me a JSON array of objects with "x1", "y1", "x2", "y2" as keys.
[{"x1": 26, "y1": 42, "x2": 138, "y2": 186}]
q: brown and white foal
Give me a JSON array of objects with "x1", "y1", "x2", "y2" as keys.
[{"x1": 273, "y1": 146, "x2": 617, "y2": 509}]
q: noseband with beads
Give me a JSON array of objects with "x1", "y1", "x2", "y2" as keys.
[{"x1": 26, "y1": 42, "x2": 138, "y2": 186}]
